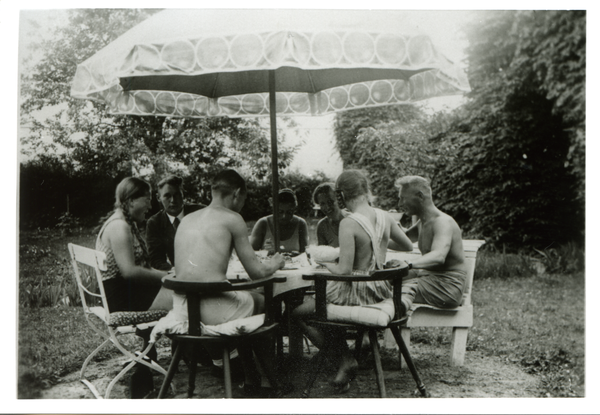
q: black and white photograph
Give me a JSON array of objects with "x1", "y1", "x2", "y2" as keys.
[{"x1": 7, "y1": 0, "x2": 593, "y2": 413}]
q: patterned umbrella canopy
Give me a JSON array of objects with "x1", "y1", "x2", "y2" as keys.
[{"x1": 71, "y1": 9, "x2": 470, "y2": 249}]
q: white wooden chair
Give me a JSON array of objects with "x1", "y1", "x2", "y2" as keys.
[
  {"x1": 384, "y1": 239, "x2": 485, "y2": 366},
  {"x1": 68, "y1": 243, "x2": 173, "y2": 398}
]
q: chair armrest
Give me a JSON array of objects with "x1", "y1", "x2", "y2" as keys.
[
  {"x1": 303, "y1": 266, "x2": 407, "y2": 282},
  {"x1": 228, "y1": 275, "x2": 287, "y2": 291},
  {"x1": 163, "y1": 277, "x2": 231, "y2": 294},
  {"x1": 163, "y1": 275, "x2": 286, "y2": 294}
]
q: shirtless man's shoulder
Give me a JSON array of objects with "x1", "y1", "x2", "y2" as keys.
[
  {"x1": 175, "y1": 206, "x2": 246, "y2": 281},
  {"x1": 422, "y1": 211, "x2": 460, "y2": 233},
  {"x1": 419, "y1": 211, "x2": 462, "y2": 251},
  {"x1": 186, "y1": 205, "x2": 243, "y2": 227}
]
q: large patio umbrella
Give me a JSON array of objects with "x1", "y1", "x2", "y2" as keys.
[{"x1": 71, "y1": 9, "x2": 470, "y2": 250}]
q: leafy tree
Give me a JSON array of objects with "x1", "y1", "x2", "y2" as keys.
[
  {"x1": 510, "y1": 11, "x2": 585, "y2": 202},
  {"x1": 333, "y1": 105, "x2": 424, "y2": 168},
  {"x1": 20, "y1": 9, "x2": 159, "y2": 172},
  {"x1": 331, "y1": 11, "x2": 585, "y2": 251},
  {"x1": 350, "y1": 110, "x2": 458, "y2": 210},
  {"x1": 20, "y1": 9, "x2": 296, "y2": 224},
  {"x1": 433, "y1": 10, "x2": 585, "y2": 249}
]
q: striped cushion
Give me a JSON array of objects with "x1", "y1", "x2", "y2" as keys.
[{"x1": 326, "y1": 298, "x2": 395, "y2": 327}]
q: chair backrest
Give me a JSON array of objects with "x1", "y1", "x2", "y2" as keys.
[
  {"x1": 385, "y1": 239, "x2": 485, "y2": 307},
  {"x1": 68, "y1": 243, "x2": 110, "y2": 321}
]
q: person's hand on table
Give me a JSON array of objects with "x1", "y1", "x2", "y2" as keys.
[
  {"x1": 270, "y1": 252, "x2": 286, "y2": 270},
  {"x1": 267, "y1": 250, "x2": 300, "y2": 258}
]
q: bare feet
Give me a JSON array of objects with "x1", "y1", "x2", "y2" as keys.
[{"x1": 332, "y1": 356, "x2": 358, "y2": 390}]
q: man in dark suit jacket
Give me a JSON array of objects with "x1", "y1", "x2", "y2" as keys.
[{"x1": 146, "y1": 175, "x2": 205, "y2": 271}]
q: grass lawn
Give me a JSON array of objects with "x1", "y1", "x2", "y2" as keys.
[{"x1": 17, "y1": 225, "x2": 585, "y2": 398}]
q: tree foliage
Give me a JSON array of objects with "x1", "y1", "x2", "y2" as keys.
[
  {"x1": 336, "y1": 107, "x2": 459, "y2": 210},
  {"x1": 332, "y1": 10, "x2": 585, "y2": 251},
  {"x1": 433, "y1": 10, "x2": 585, "y2": 249},
  {"x1": 463, "y1": 10, "x2": 585, "y2": 203},
  {"x1": 20, "y1": 9, "x2": 297, "y2": 224},
  {"x1": 333, "y1": 105, "x2": 424, "y2": 167},
  {"x1": 19, "y1": 154, "x2": 120, "y2": 229},
  {"x1": 20, "y1": 9, "x2": 295, "y2": 181}
]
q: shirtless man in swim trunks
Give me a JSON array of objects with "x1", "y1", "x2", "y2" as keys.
[
  {"x1": 174, "y1": 169, "x2": 286, "y2": 395},
  {"x1": 393, "y1": 175, "x2": 468, "y2": 315}
]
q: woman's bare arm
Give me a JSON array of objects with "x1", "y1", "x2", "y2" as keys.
[
  {"x1": 249, "y1": 217, "x2": 268, "y2": 250},
  {"x1": 106, "y1": 220, "x2": 166, "y2": 285}
]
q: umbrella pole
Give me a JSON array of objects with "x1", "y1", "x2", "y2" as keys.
[{"x1": 269, "y1": 70, "x2": 281, "y2": 253}]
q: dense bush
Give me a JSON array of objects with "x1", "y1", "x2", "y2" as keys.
[
  {"x1": 19, "y1": 155, "x2": 331, "y2": 229},
  {"x1": 19, "y1": 155, "x2": 124, "y2": 230},
  {"x1": 337, "y1": 109, "x2": 458, "y2": 210},
  {"x1": 433, "y1": 11, "x2": 585, "y2": 249},
  {"x1": 333, "y1": 11, "x2": 585, "y2": 252}
]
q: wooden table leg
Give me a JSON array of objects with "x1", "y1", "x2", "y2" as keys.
[{"x1": 285, "y1": 292, "x2": 305, "y2": 358}]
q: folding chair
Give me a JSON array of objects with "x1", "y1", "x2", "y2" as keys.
[
  {"x1": 68, "y1": 243, "x2": 173, "y2": 399},
  {"x1": 157, "y1": 275, "x2": 289, "y2": 399},
  {"x1": 301, "y1": 266, "x2": 429, "y2": 398}
]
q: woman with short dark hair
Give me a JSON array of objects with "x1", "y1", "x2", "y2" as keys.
[
  {"x1": 312, "y1": 182, "x2": 347, "y2": 247},
  {"x1": 249, "y1": 188, "x2": 309, "y2": 253}
]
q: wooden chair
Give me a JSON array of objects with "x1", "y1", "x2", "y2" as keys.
[
  {"x1": 384, "y1": 240, "x2": 486, "y2": 366},
  {"x1": 301, "y1": 266, "x2": 429, "y2": 398},
  {"x1": 67, "y1": 243, "x2": 172, "y2": 399},
  {"x1": 156, "y1": 275, "x2": 287, "y2": 399}
]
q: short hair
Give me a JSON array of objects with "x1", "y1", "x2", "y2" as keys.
[
  {"x1": 336, "y1": 170, "x2": 371, "y2": 202},
  {"x1": 115, "y1": 177, "x2": 151, "y2": 209},
  {"x1": 312, "y1": 182, "x2": 336, "y2": 206},
  {"x1": 211, "y1": 169, "x2": 247, "y2": 196},
  {"x1": 157, "y1": 175, "x2": 183, "y2": 192},
  {"x1": 395, "y1": 175, "x2": 431, "y2": 196},
  {"x1": 278, "y1": 188, "x2": 298, "y2": 207}
]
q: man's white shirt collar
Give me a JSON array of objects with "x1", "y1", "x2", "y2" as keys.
[{"x1": 166, "y1": 209, "x2": 185, "y2": 224}]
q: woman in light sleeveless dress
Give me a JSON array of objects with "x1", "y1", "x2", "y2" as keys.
[{"x1": 292, "y1": 170, "x2": 412, "y2": 390}]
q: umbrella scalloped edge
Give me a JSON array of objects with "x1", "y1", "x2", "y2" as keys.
[{"x1": 72, "y1": 72, "x2": 468, "y2": 118}]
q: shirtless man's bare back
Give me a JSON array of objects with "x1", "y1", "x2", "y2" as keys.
[
  {"x1": 174, "y1": 170, "x2": 284, "y2": 324},
  {"x1": 172, "y1": 170, "x2": 288, "y2": 396},
  {"x1": 394, "y1": 176, "x2": 467, "y2": 314}
]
